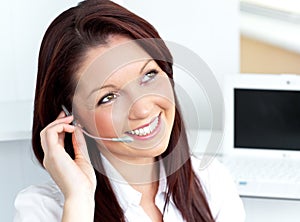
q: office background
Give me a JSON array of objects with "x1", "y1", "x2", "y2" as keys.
[{"x1": 1, "y1": 0, "x2": 299, "y2": 221}]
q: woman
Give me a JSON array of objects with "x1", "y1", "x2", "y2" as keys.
[{"x1": 14, "y1": 0, "x2": 245, "y2": 221}]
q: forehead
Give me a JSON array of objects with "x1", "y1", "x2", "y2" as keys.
[
  {"x1": 78, "y1": 35, "x2": 151, "y2": 79},
  {"x1": 73, "y1": 36, "x2": 152, "y2": 98}
]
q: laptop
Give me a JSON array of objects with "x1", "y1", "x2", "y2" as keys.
[{"x1": 220, "y1": 73, "x2": 300, "y2": 200}]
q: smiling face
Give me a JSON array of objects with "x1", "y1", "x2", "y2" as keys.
[{"x1": 73, "y1": 35, "x2": 175, "y2": 164}]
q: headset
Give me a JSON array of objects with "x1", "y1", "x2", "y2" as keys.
[{"x1": 61, "y1": 105, "x2": 133, "y2": 143}]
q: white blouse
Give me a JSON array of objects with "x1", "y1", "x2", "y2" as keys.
[{"x1": 13, "y1": 156, "x2": 245, "y2": 222}]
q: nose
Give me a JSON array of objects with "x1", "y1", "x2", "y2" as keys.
[{"x1": 128, "y1": 96, "x2": 154, "y2": 120}]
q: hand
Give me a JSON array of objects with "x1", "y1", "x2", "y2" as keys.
[{"x1": 40, "y1": 111, "x2": 97, "y2": 200}]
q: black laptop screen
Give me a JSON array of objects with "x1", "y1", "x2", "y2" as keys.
[{"x1": 234, "y1": 88, "x2": 300, "y2": 151}]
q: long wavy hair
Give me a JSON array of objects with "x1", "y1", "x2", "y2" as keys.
[{"x1": 32, "y1": 0, "x2": 214, "y2": 221}]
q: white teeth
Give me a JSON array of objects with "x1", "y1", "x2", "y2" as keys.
[
  {"x1": 139, "y1": 128, "x2": 145, "y2": 135},
  {"x1": 144, "y1": 127, "x2": 150, "y2": 135},
  {"x1": 129, "y1": 115, "x2": 159, "y2": 136}
]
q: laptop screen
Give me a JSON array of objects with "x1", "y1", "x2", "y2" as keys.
[{"x1": 234, "y1": 88, "x2": 300, "y2": 151}]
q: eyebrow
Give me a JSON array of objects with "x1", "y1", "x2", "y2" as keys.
[
  {"x1": 140, "y1": 59, "x2": 153, "y2": 74},
  {"x1": 87, "y1": 59, "x2": 153, "y2": 98},
  {"x1": 87, "y1": 84, "x2": 117, "y2": 98}
]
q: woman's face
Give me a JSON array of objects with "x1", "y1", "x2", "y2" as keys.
[{"x1": 74, "y1": 35, "x2": 175, "y2": 164}]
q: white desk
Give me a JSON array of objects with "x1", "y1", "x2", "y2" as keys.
[{"x1": 242, "y1": 197, "x2": 300, "y2": 222}]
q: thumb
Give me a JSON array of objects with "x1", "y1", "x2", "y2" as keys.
[{"x1": 72, "y1": 127, "x2": 91, "y2": 164}]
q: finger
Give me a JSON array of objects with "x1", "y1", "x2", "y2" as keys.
[
  {"x1": 58, "y1": 110, "x2": 66, "y2": 118},
  {"x1": 41, "y1": 123, "x2": 75, "y2": 153},
  {"x1": 72, "y1": 127, "x2": 91, "y2": 164},
  {"x1": 46, "y1": 115, "x2": 74, "y2": 128},
  {"x1": 43, "y1": 122, "x2": 75, "y2": 137}
]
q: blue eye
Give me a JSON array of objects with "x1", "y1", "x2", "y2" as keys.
[
  {"x1": 97, "y1": 92, "x2": 118, "y2": 106},
  {"x1": 141, "y1": 69, "x2": 158, "y2": 84}
]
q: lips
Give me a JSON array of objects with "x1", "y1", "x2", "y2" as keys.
[{"x1": 127, "y1": 114, "x2": 160, "y2": 137}]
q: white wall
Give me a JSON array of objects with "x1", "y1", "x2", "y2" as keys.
[{"x1": 0, "y1": 0, "x2": 239, "y2": 221}]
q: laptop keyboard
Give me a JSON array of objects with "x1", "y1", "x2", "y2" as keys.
[
  {"x1": 218, "y1": 156, "x2": 300, "y2": 199},
  {"x1": 220, "y1": 156, "x2": 300, "y2": 185}
]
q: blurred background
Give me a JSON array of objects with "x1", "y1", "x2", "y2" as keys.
[{"x1": 1, "y1": 0, "x2": 300, "y2": 221}]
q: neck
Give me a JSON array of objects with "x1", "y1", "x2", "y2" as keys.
[
  {"x1": 131, "y1": 180, "x2": 159, "y2": 199},
  {"x1": 101, "y1": 150, "x2": 160, "y2": 184}
]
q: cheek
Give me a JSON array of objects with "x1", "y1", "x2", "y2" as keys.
[
  {"x1": 94, "y1": 109, "x2": 115, "y2": 137},
  {"x1": 157, "y1": 78, "x2": 176, "y2": 122},
  {"x1": 159, "y1": 95, "x2": 176, "y2": 119}
]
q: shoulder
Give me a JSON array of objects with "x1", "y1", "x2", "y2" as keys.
[
  {"x1": 14, "y1": 180, "x2": 64, "y2": 222},
  {"x1": 191, "y1": 155, "x2": 245, "y2": 222}
]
